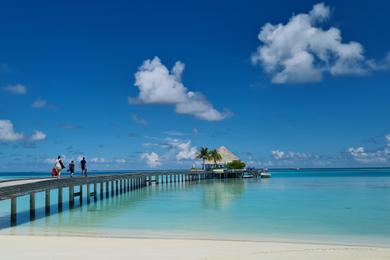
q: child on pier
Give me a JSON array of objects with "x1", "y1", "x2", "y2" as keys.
[{"x1": 68, "y1": 160, "x2": 75, "y2": 177}]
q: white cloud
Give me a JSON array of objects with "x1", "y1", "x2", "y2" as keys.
[
  {"x1": 31, "y1": 130, "x2": 46, "y2": 141},
  {"x1": 271, "y1": 150, "x2": 285, "y2": 159},
  {"x1": 175, "y1": 140, "x2": 198, "y2": 160},
  {"x1": 348, "y1": 147, "x2": 388, "y2": 163},
  {"x1": 130, "y1": 57, "x2": 228, "y2": 121},
  {"x1": 272, "y1": 149, "x2": 320, "y2": 160},
  {"x1": 386, "y1": 134, "x2": 390, "y2": 143},
  {"x1": 115, "y1": 158, "x2": 126, "y2": 163},
  {"x1": 141, "y1": 152, "x2": 161, "y2": 168},
  {"x1": 143, "y1": 137, "x2": 198, "y2": 161},
  {"x1": 32, "y1": 97, "x2": 47, "y2": 108},
  {"x1": 132, "y1": 113, "x2": 147, "y2": 125},
  {"x1": 2, "y1": 84, "x2": 27, "y2": 95},
  {"x1": 0, "y1": 120, "x2": 24, "y2": 141},
  {"x1": 90, "y1": 157, "x2": 107, "y2": 163},
  {"x1": 251, "y1": 3, "x2": 389, "y2": 84}
]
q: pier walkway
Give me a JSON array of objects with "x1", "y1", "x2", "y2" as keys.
[{"x1": 0, "y1": 171, "x2": 211, "y2": 226}]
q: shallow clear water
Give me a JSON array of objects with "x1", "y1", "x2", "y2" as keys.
[{"x1": 1, "y1": 168, "x2": 390, "y2": 246}]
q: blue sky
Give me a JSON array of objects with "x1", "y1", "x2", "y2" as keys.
[{"x1": 1, "y1": 0, "x2": 390, "y2": 171}]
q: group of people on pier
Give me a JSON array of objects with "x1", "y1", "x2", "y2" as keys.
[{"x1": 52, "y1": 156, "x2": 87, "y2": 178}]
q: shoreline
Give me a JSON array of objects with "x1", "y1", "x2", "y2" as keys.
[
  {"x1": 3, "y1": 228, "x2": 390, "y2": 249},
  {"x1": 1, "y1": 234, "x2": 390, "y2": 259}
]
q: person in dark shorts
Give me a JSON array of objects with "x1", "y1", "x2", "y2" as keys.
[
  {"x1": 68, "y1": 160, "x2": 75, "y2": 177},
  {"x1": 80, "y1": 157, "x2": 87, "y2": 177}
]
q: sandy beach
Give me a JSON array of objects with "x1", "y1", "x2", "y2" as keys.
[{"x1": 1, "y1": 235, "x2": 390, "y2": 260}]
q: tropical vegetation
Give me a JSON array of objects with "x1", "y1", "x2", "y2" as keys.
[
  {"x1": 226, "y1": 160, "x2": 246, "y2": 169},
  {"x1": 196, "y1": 147, "x2": 210, "y2": 170}
]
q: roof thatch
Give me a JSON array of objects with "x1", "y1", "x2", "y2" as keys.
[{"x1": 205, "y1": 146, "x2": 239, "y2": 165}]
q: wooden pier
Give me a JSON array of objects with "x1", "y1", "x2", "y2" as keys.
[
  {"x1": 0, "y1": 169, "x2": 259, "y2": 226},
  {"x1": 0, "y1": 171, "x2": 211, "y2": 226}
]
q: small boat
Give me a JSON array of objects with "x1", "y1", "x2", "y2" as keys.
[
  {"x1": 260, "y1": 169, "x2": 272, "y2": 178},
  {"x1": 242, "y1": 172, "x2": 255, "y2": 178}
]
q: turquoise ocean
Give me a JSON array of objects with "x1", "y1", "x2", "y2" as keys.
[{"x1": 1, "y1": 168, "x2": 390, "y2": 247}]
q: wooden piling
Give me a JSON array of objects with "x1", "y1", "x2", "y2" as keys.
[
  {"x1": 69, "y1": 186, "x2": 74, "y2": 208},
  {"x1": 10, "y1": 197, "x2": 17, "y2": 226},
  {"x1": 79, "y1": 185, "x2": 83, "y2": 205},
  {"x1": 58, "y1": 188, "x2": 63, "y2": 212},
  {"x1": 93, "y1": 182, "x2": 97, "y2": 202},
  {"x1": 30, "y1": 193, "x2": 35, "y2": 220},
  {"x1": 87, "y1": 184, "x2": 90, "y2": 203},
  {"x1": 45, "y1": 190, "x2": 50, "y2": 215}
]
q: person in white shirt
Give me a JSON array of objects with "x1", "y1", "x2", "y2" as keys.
[{"x1": 54, "y1": 156, "x2": 64, "y2": 178}]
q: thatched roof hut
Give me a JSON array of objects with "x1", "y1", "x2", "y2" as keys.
[{"x1": 205, "y1": 146, "x2": 239, "y2": 166}]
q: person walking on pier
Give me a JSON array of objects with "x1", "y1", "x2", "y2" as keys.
[
  {"x1": 80, "y1": 157, "x2": 87, "y2": 177},
  {"x1": 54, "y1": 156, "x2": 65, "y2": 178},
  {"x1": 68, "y1": 160, "x2": 75, "y2": 177}
]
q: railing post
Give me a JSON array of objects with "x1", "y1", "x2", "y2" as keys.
[{"x1": 10, "y1": 197, "x2": 17, "y2": 226}]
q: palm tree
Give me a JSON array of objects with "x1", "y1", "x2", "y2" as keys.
[
  {"x1": 196, "y1": 147, "x2": 209, "y2": 170},
  {"x1": 209, "y1": 149, "x2": 222, "y2": 168}
]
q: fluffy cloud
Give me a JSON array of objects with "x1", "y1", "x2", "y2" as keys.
[
  {"x1": 0, "y1": 120, "x2": 24, "y2": 141},
  {"x1": 271, "y1": 150, "x2": 285, "y2": 160},
  {"x1": 347, "y1": 147, "x2": 388, "y2": 163},
  {"x1": 130, "y1": 57, "x2": 228, "y2": 121},
  {"x1": 175, "y1": 140, "x2": 198, "y2": 160},
  {"x1": 143, "y1": 137, "x2": 198, "y2": 161},
  {"x1": 141, "y1": 152, "x2": 161, "y2": 168},
  {"x1": 2, "y1": 84, "x2": 27, "y2": 95},
  {"x1": 31, "y1": 130, "x2": 46, "y2": 141},
  {"x1": 348, "y1": 134, "x2": 390, "y2": 163},
  {"x1": 272, "y1": 149, "x2": 320, "y2": 160},
  {"x1": 32, "y1": 97, "x2": 47, "y2": 108},
  {"x1": 251, "y1": 3, "x2": 388, "y2": 83}
]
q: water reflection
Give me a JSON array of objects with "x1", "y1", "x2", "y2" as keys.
[{"x1": 202, "y1": 179, "x2": 247, "y2": 209}]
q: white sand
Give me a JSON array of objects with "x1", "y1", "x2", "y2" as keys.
[{"x1": 1, "y1": 235, "x2": 390, "y2": 259}]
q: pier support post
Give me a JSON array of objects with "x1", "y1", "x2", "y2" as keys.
[
  {"x1": 58, "y1": 188, "x2": 63, "y2": 212},
  {"x1": 116, "y1": 180, "x2": 119, "y2": 195},
  {"x1": 155, "y1": 175, "x2": 158, "y2": 185},
  {"x1": 100, "y1": 182, "x2": 103, "y2": 200},
  {"x1": 111, "y1": 181, "x2": 114, "y2": 196},
  {"x1": 106, "y1": 182, "x2": 109, "y2": 198},
  {"x1": 45, "y1": 190, "x2": 50, "y2": 216},
  {"x1": 93, "y1": 182, "x2": 97, "y2": 202},
  {"x1": 87, "y1": 184, "x2": 90, "y2": 203},
  {"x1": 79, "y1": 185, "x2": 83, "y2": 205},
  {"x1": 69, "y1": 186, "x2": 74, "y2": 208},
  {"x1": 30, "y1": 193, "x2": 35, "y2": 220},
  {"x1": 10, "y1": 197, "x2": 17, "y2": 226},
  {"x1": 127, "y1": 178, "x2": 130, "y2": 191}
]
